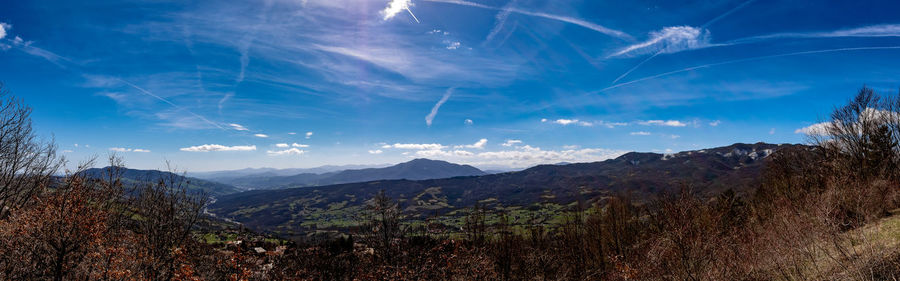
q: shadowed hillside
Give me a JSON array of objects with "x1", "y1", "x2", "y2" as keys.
[{"x1": 82, "y1": 167, "x2": 242, "y2": 196}]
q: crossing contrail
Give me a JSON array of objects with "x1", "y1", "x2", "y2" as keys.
[
  {"x1": 422, "y1": 0, "x2": 633, "y2": 41},
  {"x1": 609, "y1": 0, "x2": 756, "y2": 84}
]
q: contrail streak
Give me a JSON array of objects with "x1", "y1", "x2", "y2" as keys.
[
  {"x1": 597, "y1": 46, "x2": 900, "y2": 94},
  {"x1": 422, "y1": 0, "x2": 633, "y2": 41},
  {"x1": 425, "y1": 88, "x2": 454, "y2": 126},
  {"x1": 701, "y1": 0, "x2": 756, "y2": 28},
  {"x1": 406, "y1": 8, "x2": 420, "y2": 23},
  {"x1": 610, "y1": 52, "x2": 659, "y2": 84},
  {"x1": 118, "y1": 79, "x2": 226, "y2": 130}
]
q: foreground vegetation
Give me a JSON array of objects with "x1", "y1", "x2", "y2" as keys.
[{"x1": 1, "y1": 85, "x2": 900, "y2": 280}]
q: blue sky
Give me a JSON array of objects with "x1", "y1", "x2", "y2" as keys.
[{"x1": 2, "y1": 0, "x2": 900, "y2": 171}]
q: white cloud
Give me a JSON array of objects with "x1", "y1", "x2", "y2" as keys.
[
  {"x1": 630, "y1": 131, "x2": 651, "y2": 136},
  {"x1": 445, "y1": 41, "x2": 461, "y2": 50},
  {"x1": 610, "y1": 26, "x2": 713, "y2": 57},
  {"x1": 61, "y1": 150, "x2": 74, "y2": 153},
  {"x1": 292, "y1": 143, "x2": 310, "y2": 148},
  {"x1": 109, "y1": 147, "x2": 151, "y2": 153},
  {"x1": 426, "y1": 88, "x2": 454, "y2": 126},
  {"x1": 305, "y1": 132, "x2": 313, "y2": 139},
  {"x1": 415, "y1": 149, "x2": 451, "y2": 157},
  {"x1": 464, "y1": 119, "x2": 473, "y2": 125},
  {"x1": 639, "y1": 120, "x2": 687, "y2": 127},
  {"x1": 545, "y1": 118, "x2": 625, "y2": 128},
  {"x1": 254, "y1": 133, "x2": 269, "y2": 138},
  {"x1": 550, "y1": 119, "x2": 594, "y2": 127},
  {"x1": 861, "y1": 107, "x2": 900, "y2": 121},
  {"x1": 385, "y1": 143, "x2": 446, "y2": 150},
  {"x1": 474, "y1": 145, "x2": 627, "y2": 167},
  {"x1": 456, "y1": 138, "x2": 487, "y2": 149},
  {"x1": 600, "y1": 122, "x2": 629, "y2": 128},
  {"x1": 229, "y1": 123, "x2": 249, "y2": 131},
  {"x1": 709, "y1": 120, "x2": 721, "y2": 126},
  {"x1": 267, "y1": 148, "x2": 305, "y2": 156},
  {"x1": 554, "y1": 119, "x2": 578, "y2": 125},
  {"x1": 502, "y1": 139, "x2": 523, "y2": 147},
  {"x1": 794, "y1": 122, "x2": 831, "y2": 135},
  {"x1": 669, "y1": 134, "x2": 680, "y2": 139},
  {"x1": 0, "y1": 22, "x2": 8, "y2": 40},
  {"x1": 794, "y1": 108, "x2": 900, "y2": 136},
  {"x1": 382, "y1": 0, "x2": 418, "y2": 23},
  {"x1": 275, "y1": 143, "x2": 289, "y2": 148},
  {"x1": 562, "y1": 145, "x2": 580, "y2": 149},
  {"x1": 288, "y1": 132, "x2": 296, "y2": 135},
  {"x1": 180, "y1": 144, "x2": 257, "y2": 152},
  {"x1": 403, "y1": 143, "x2": 628, "y2": 168},
  {"x1": 368, "y1": 149, "x2": 383, "y2": 154}
]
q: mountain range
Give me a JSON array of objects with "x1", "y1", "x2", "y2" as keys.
[
  {"x1": 208, "y1": 142, "x2": 798, "y2": 235},
  {"x1": 203, "y1": 158, "x2": 486, "y2": 190}
]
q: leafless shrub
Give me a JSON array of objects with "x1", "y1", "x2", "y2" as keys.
[{"x1": 0, "y1": 83, "x2": 61, "y2": 219}]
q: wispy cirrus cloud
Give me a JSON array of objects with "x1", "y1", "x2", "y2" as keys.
[
  {"x1": 610, "y1": 26, "x2": 716, "y2": 58},
  {"x1": 254, "y1": 133, "x2": 269, "y2": 138},
  {"x1": 599, "y1": 46, "x2": 900, "y2": 94},
  {"x1": 730, "y1": 24, "x2": 900, "y2": 45},
  {"x1": 180, "y1": 144, "x2": 257, "y2": 152},
  {"x1": 229, "y1": 123, "x2": 249, "y2": 131},
  {"x1": 612, "y1": 24, "x2": 900, "y2": 60}
]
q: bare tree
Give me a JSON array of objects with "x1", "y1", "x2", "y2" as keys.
[
  {"x1": 363, "y1": 190, "x2": 401, "y2": 264},
  {"x1": 0, "y1": 83, "x2": 62, "y2": 219},
  {"x1": 130, "y1": 163, "x2": 209, "y2": 281}
]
